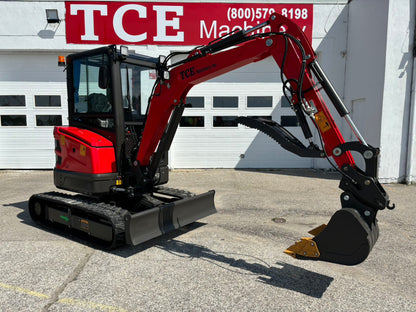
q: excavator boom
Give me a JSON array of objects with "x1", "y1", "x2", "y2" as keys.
[{"x1": 136, "y1": 13, "x2": 394, "y2": 265}]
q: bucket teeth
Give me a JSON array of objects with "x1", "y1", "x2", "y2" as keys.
[
  {"x1": 308, "y1": 224, "x2": 327, "y2": 236},
  {"x1": 284, "y1": 224, "x2": 325, "y2": 259},
  {"x1": 284, "y1": 237, "x2": 320, "y2": 259}
]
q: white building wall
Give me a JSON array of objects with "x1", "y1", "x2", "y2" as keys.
[
  {"x1": 2, "y1": 0, "x2": 414, "y2": 182},
  {"x1": 379, "y1": 0, "x2": 416, "y2": 183},
  {"x1": 408, "y1": 26, "x2": 416, "y2": 183},
  {"x1": 344, "y1": 0, "x2": 416, "y2": 182},
  {"x1": 0, "y1": 0, "x2": 351, "y2": 170},
  {"x1": 343, "y1": 0, "x2": 388, "y2": 147}
]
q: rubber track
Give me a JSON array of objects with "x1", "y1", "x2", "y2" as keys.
[
  {"x1": 30, "y1": 187, "x2": 197, "y2": 248},
  {"x1": 29, "y1": 192, "x2": 126, "y2": 249},
  {"x1": 154, "y1": 186, "x2": 196, "y2": 198}
]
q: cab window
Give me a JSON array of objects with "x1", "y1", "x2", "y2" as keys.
[
  {"x1": 71, "y1": 53, "x2": 114, "y2": 129},
  {"x1": 120, "y1": 63, "x2": 156, "y2": 123}
]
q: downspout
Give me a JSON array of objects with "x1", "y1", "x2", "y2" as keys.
[{"x1": 405, "y1": 2, "x2": 416, "y2": 184}]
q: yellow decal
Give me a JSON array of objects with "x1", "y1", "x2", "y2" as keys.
[
  {"x1": 315, "y1": 111, "x2": 331, "y2": 133},
  {"x1": 60, "y1": 135, "x2": 66, "y2": 147},
  {"x1": 80, "y1": 144, "x2": 86, "y2": 156},
  {"x1": 80, "y1": 219, "x2": 89, "y2": 231}
]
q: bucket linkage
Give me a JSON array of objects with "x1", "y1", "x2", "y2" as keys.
[
  {"x1": 284, "y1": 143, "x2": 395, "y2": 265},
  {"x1": 237, "y1": 118, "x2": 394, "y2": 265}
]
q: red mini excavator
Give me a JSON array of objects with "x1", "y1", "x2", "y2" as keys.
[{"x1": 29, "y1": 13, "x2": 394, "y2": 265}]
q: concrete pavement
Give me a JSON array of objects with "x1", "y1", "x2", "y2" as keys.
[{"x1": 0, "y1": 169, "x2": 415, "y2": 311}]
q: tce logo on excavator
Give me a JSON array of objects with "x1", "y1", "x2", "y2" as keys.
[
  {"x1": 180, "y1": 67, "x2": 196, "y2": 79},
  {"x1": 180, "y1": 63, "x2": 217, "y2": 79}
]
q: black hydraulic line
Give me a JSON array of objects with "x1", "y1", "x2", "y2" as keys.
[
  {"x1": 293, "y1": 103, "x2": 313, "y2": 139},
  {"x1": 310, "y1": 61, "x2": 349, "y2": 117},
  {"x1": 199, "y1": 30, "x2": 247, "y2": 55},
  {"x1": 277, "y1": 33, "x2": 313, "y2": 140}
]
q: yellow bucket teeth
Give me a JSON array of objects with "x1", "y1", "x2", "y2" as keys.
[
  {"x1": 284, "y1": 224, "x2": 326, "y2": 259},
  {"x1": 308, "y1": 224, "x2": 327, "y2": 236},
  {"x1": 284, "y1": 237, "x2": 321, "y2": 259}
]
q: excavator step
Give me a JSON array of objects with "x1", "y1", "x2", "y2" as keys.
[
  {"x1": 285, "y1": 208, "x2": 379, "y2": 265},
  {"x1": 28, "y1": 189, "x2": 216, "y2": 249}
]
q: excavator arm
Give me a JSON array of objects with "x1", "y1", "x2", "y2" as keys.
[
  {"x1": 134, "y1": 13, "x2": 394, "y2": 265},
  {"x1": 137, "y1": 14, "x2": 350, "y2": 167}
]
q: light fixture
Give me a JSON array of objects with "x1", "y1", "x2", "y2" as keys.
[
  {"x1": 120, "y1": 46, "x2": 129, "y2": 56},
  {"x1": 46, "y1": 9, "x2": 60, "y2": 24},
  {"x1": 58, "y1": 56, "x2": 66, "y2": 67}
]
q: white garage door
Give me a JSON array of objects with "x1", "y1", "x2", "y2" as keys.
[
  {"x1": 0, "y1": 53, "x2": 312, "y2": 169},
  {"x1": 170, "y1": 57, "x2": 313, "y2": 169},
  {"x1": 0, "y1": 53, "x2": 68, "y2": 169}
]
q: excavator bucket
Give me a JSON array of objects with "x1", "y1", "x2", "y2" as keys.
[{"x1": 284, "y1": 208, "x2": 379, "y2": 265}]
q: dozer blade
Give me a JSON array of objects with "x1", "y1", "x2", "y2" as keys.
[
  {"x1": 125, "y1": 190, "x2": 216, "y2": 245},
  {"x1": 285, "y1": 208, "x2": 379, "y2": 265}
]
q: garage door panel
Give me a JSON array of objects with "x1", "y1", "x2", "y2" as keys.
[
  {"x1": 169, "y1": 76, "x2": 313, "y2": 169},
  {"x1": 0, "y1": 129, "x2": 56, "y2": 168},
  {"x1": 171, "y1": 126, "x2": 312, "y2": 168},
  {"x1": 0, "y1": 150, "x2": 55, "y2": 168},
  {"x1": 170, "y1": 151, "x2": 311, "y2": 169},
  {"x1": 0, "y1": 54, "x2": 67, "y2": 169},
  {"x1": 171, "y1": 86, "x2": 312, "y2": 169},
  {"x1": 0, "y1": 130, "x2": 55, "y2": 150},
  {"x1": 0, "y1": 54, "x2": 66, "y2": 83}
]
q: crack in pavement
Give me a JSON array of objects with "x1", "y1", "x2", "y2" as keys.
[{"x1": 42, "y1": 250, "x2": 95, "y2": 312}]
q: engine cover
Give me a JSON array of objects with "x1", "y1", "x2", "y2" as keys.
[
  {"x1": 53, "y1": 126, "x2": 118, "y2": 195},
  {"x1": 54, "y1": 126, "x2": 116, "y2": 174}
]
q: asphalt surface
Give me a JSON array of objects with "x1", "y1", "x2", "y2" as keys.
[{"x1": 0, "y1": 169, "x2": 415, "y2": 312}]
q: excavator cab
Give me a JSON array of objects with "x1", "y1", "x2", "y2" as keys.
[
  {"x1": 29, "y1": 13, "x2": 394, "y2": 265},
  {"x1": 53, "y1": 46, "x2": 168, "y2": 195}
]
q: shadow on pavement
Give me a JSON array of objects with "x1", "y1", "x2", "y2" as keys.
[
  {"x1": 6, "y1": 201, "x2": 33, "y2": 224},
  {"x1": 155, "y1": 239, "x2": 333, "y2": 298},
  {"x1": 115, "y1": 233, "x2": 334, "y2": 298},
  {"x1": 9, "y1": 200, "x2": 333, "y2": 298}
]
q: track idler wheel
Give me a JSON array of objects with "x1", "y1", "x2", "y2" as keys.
[
  {"x1": 285, "y1": 208, "x2": 379, "y2": 265},
  {"x1": 28, "y1": 197, "x2": 46, "y2": 222}
]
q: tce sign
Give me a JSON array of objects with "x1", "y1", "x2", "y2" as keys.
[
  {"x1": 65, "y1": 1, "x2": 313, "y2": 45},
  {"x1": 68, "y1": 3, "x2": 184, "y2": 43}
]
